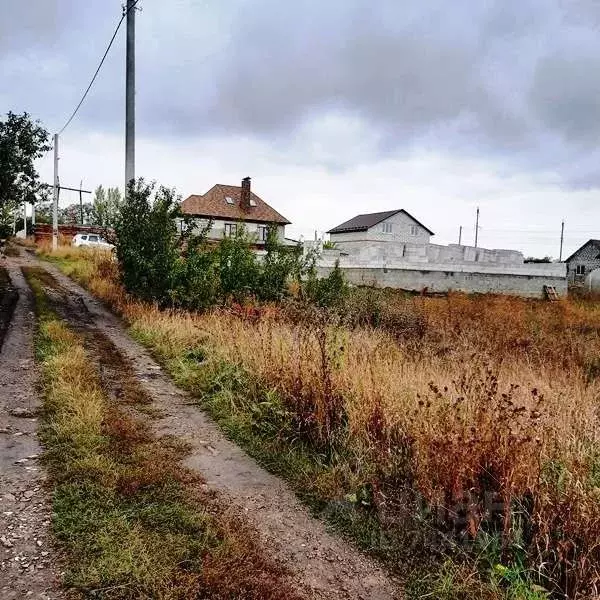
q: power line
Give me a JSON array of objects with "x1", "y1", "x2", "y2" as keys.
[
  {"x1": 58, "y1": 0, "x2": 142, "y2": 135},
  {"x1": 435, "y1": 227, "x2": 600, "y2": 235}
]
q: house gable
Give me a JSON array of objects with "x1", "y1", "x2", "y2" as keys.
[
  {"x1": 327, "y1": 209, "x2": 434, "y2": 236},
  {"x1": 564, "y1": 239, "x2": 600, "y2": 282},
  {"x1": 565, "y1": 240, "x2": 600, "y2": 263}
]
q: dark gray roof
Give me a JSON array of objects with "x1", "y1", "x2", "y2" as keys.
[
  {"x1": 565, "y1": 239, "x2": 600, "y2": 263},
  {"x1": 326, "y1": 209, "x2": 435, "y2": 235}
]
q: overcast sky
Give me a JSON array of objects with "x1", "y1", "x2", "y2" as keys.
[{"x1": 2, "y1": 0, "x2": 600, "y2": 257}]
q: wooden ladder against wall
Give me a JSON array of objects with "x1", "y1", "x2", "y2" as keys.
[{"x1": 544, "y1": 285, "x2": 559, "y2": 301}]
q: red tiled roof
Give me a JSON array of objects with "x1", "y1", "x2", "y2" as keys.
[{"x1": 181, "y1": 184, "x2": 291, "y2": 225}]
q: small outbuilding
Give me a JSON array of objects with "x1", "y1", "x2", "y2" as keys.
[{"x1": 565, "y1": 239, "x2": 600, "y2": 285}]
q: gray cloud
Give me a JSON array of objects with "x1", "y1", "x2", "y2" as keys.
[
  {"x1": 0, "y1": 0, "x2": 61, "y2": 51},
  {"x1": 4, "y1": 0, "x2": 600, "y2": 187},
  {"x1": 135, "y1": 3, "x2": 534, "y2": 160},
  {"x1": 173, "y1": 0, "x2": 600, "y2": 186},
  {"x1": 531, "y1": 52, "x2": 600, "y2": 145}
]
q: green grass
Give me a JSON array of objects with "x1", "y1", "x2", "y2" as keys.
[{"x1": 24, "y1": 267, "x2": 297, "y2": 600}]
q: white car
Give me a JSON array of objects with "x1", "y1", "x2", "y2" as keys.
[{"x1": 72, "y1": 233, "x2": 114, "y2": 250}]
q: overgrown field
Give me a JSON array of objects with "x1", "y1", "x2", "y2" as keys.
[
  {"x1": 41, "y1": 246, "x2": 600, "y2": 599},
  {"x1": 25, "y1": 265, "x2": 300, "y2": 600}
]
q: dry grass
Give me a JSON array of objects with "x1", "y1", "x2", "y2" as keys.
[
  {"x1": 27, "y1": 263, "x2": 302, "y2": 600},
  {"x1": 39, "y1": 245, "x2": 600, "y2": 598}
]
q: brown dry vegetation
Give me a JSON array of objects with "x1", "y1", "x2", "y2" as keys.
[
  {"x1": 40, "y1": 245, "x2": 600, "y2": 599},
  {"x1": 26, "y1": 263, "x2": 302, "y2": 600}
]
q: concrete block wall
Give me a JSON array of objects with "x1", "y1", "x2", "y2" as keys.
[
  {"x1": 312, "y1": 240, "x2": 566, "y2": 298},
  {"x1": 329, "y1": 240, "x2": 525, "y2": 267},
  {"x1": 316, "y1": 263, "x2": 568, "y2": 299}
]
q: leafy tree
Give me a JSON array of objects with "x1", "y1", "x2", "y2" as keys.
[
  {"x1": 524, "y1": 256, "x2": 553, "y2": 264},
  {"x1": 218, "y1": 226, "x2": 261, "y2": 301},
  {"x1": 34, "y1": 200, "x2": 93, "y2": 225},
  {"x1": 258, "y1": 225, "x2": 303, "y2": 301},
  {"x1": 34, "y1": 200, "x2": 53, "y2": 224},
  {"x1": 112, "y1": 179, "x2": 343, "y2": 311},
  {"x1": 303, "y1": 260, "x2": 348, "y2": 309},
  {"x1": 115, "y1": 179, "x2": 191, "y2": 304},
  {"x1": 0, "y1": 112, "x2": 51, "y2": 237},
  {"x1": 60, "y1": 202, "x2": 94, "y2": 225},
  {"x1": 171, "y1": 219, "x2": 220, "y2": 310},
  {"x1": 91, "y1": 185, "x2": 122, "y2": 233}
]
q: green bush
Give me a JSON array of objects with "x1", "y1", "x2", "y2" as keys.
[
  {"x1": 114, "y1": 179, "x2": 345, "y2": 310},
  {"x1": 115, "y1": 179, "x2": 190, "y2": 304},
  {"x1": 258, "y1": 226, "x2": 302, "y2": 302},
  {"x1": 303, "y1": 261, "x2": 349, "y2": 309},
  {"x1": 218, "y1": 227, "x2": 261, "y2": 302},
  {"x1": 172, "y1": 228, "x2": 220, "y2": 310}
]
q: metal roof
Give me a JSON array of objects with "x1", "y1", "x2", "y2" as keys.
[{"x1": 327, "y1": 209, "x2": 435, "y2": 235}]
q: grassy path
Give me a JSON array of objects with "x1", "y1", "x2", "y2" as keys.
[
  {"x1": 24, "y1": 255, "x2": 402, "y2": 600},
  {"x1": 0, "y1": 258, "x2": 65, "y2": 600}
]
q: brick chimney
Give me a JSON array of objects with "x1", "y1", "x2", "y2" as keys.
[{"x1": 240, "y1": 177, "x2": 251, "y2": 211}]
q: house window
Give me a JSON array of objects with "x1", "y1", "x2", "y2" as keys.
[
  {"x1": 576, "y1": 265, "x2": 586, "y2": 276},
  {"x1": 410, "y1": 225, "x2": 418, "y2": 236},
  {"x1": 382, "y1": 222, "x2": 393, "y2": 234},
  {"x1": 180, "y1": 220, "x2": 188, "y2": 233},
  {"x1": 225, "y1": 196, "x2": 234, "y2": 205},
  {"x1": 249, "y1": 199, "x2": 257, "y2": 207},
  {"x1": 224, "y1": 223, "x2": 237, "y2": 237},
  {"x1": 257, "y1": 225, "x2": 268, "y2": 242}
]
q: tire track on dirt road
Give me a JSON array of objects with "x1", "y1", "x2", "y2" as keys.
[
  {"x1": 28, "y1": 253, "x2": 402, "y2": 600},
  {"x1": 0, "y1": 257, "x2": 66, "y2": 600}
]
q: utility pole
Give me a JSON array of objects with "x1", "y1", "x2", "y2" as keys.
[
  {"x1": 474, "y1": 206, "x2": 480, "y2": 248},
  {"x1": 52, "y1": 133, "x2": 59, "y2": 250},
  {"x1": 125, "y1": 0, "x2": 136, "y2": 196},
  {"x1": 79, "y1": 180, "x2": 84, "y2": 224},
  {"x1": 458, "y1": 225, "x2": 462, "y2": 245},
  {"x1": 559, "y1": 220, "x2": 565, "y2": 262}
]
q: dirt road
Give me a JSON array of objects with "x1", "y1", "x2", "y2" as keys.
[
  {"x1": 0, "y1": 257, "x2": 65, "y2": 600},
  {"x1": 24, "y1": 252, "x2": 402, "y2": 600}
]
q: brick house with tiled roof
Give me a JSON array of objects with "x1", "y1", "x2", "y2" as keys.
[{"x1": 180, "y1": 177, "x2": 291, "y2": 245}]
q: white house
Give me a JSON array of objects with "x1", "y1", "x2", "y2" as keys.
[
  {"x1": 327, "y1": 209, "x2": 434, "y2": 245},
  {"x1": 319, "y1": 209, "x2": 566, "y2": 298},
  {"x1": 324, "y1": 209, "x2": 525, "y2": 266},
  {"x1": 180, "y1": 177, "x2": 291, "y2": 245}
]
